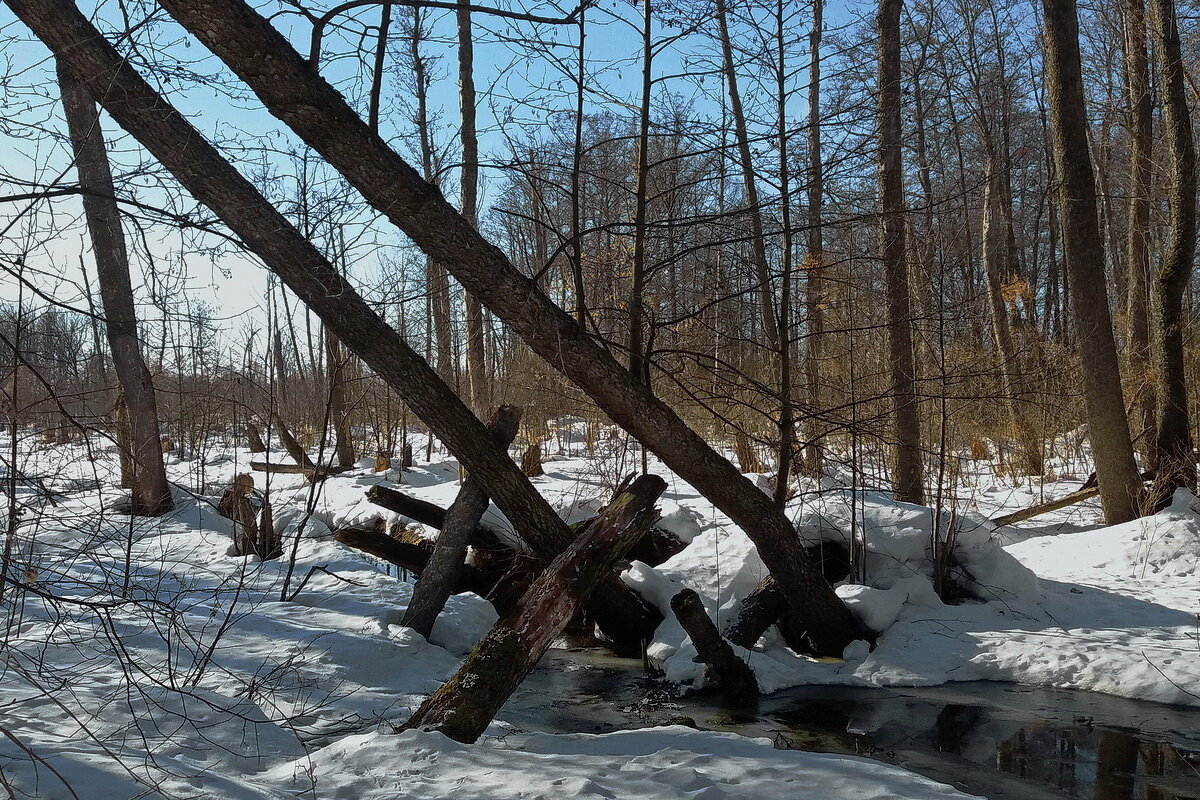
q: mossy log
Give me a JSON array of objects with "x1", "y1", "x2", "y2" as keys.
[
  {"x1": 671, "y1": 588, "x2": 758, "y2": 704},
  {"x1": 400, "y1": 474, "x2": 666, "y2": 743}
]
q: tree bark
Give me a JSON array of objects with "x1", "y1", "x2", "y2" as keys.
[
  {"x1": 628, "y1": 0, "x2": 654, "y2": 387},
  {"x1": 57, "y1": 60, "x2": 172, "y2": 517},
  {"x1": 1123, "y1": 0, "x2": 1156, "y2": 458},
  {"x1": 401, "y1": 474, "x2": 665, "y2": 743},
  {"x1": 715, "y1": 0, "x2": 779, "y2": 352},
  {"x1": 325, "y1": 328, "x2": 355, "y2": 468},
  {"x1": 457, "y1": 0, "x2": 487, "y2": 412},
  {"x1": 22, "y1": 0, "x2": 862, "y2": 657},
  {"x1": 671, "y1": 588, "x2": 758, "y2": 704},
  {"x1": 1043, "y1": 0, "x2": 1143, "y2": 522},
  {"x1": 877, "y1": 0, "x2": 925, "y2": 505},
  {"x1": 801, "y1": 0, "x2": 826, "y2": 477},
  {"x1": 1148, "y1": 0, "x2": 1197, "y2": 495},
  {"x1": 402, "y1": 405, "x2": 521, "y2": 637}
]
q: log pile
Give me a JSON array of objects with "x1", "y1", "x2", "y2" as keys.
[{"x1": 400, "y1": 474, "x2": 665, "y2": 743}]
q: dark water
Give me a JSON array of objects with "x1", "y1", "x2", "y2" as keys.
[{"x1": 507, "y1": 649, "x2": 1200, "y2": 800}]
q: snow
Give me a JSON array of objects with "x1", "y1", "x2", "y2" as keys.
[
  {"x1": 3, "y1": 427, "x2": 1199, "y2": 798},
  {"x1": 260, "y1": 727, "x2": 976, "y2": 800}
]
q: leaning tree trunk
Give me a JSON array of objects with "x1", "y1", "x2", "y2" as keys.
[
  {"x1": 1043, "y1": 0, "x2": 1143, "y2": 522},
  {"x1": 23, "y1": 0, "x2": 863, "y2": 657},
  {"x1": 1148, "y1": 0, "x2": 1197, "y2": 496},
  {"x1": 28, "y1": 2, "x2": 660, "y2": 651},
  {"x1": 57, "y1": 60, "x2": 172, "y2": 517},
  {"x1": 878, "y1": 0, "x2": 924, "y2": 505}
]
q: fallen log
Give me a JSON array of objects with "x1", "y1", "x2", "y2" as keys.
[
  {"x1": 402, "y1": 406, "x2": 522, "y2": 637},
  {"x1": 991, "y1": 470, "x2": 1154, "y2": 528},
  {"x1": 367, "y1": 484, "x2": 466, "y2": 528},
  {"x1": 400, "y1": 474, "x2": 665, "y2": 743},
  {"x1": 722, "y1": 576, "x2": 786, "y2": 649},
  {"x1": 367, "y1": 482, "x2": 683, "y2": 567},
  {"x1": 333, "y1": 526, "x2": 493, "y2": 592},
  {"x1": 671, "y1": 588, "x2": 758, "y2": 704},
  {"x1": 723, "y1": 541, "x2": 854, "y2": 650}
]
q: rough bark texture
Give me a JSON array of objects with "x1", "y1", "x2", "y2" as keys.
[
  {"x1": 877, "y1": 0, "x2": 925, "y2": 505},
  {"x1": 1124, "y1": 0, "x2": 1156, "y2": 458},
  {"x1": 57, "y1": 61, "x2": 172, "y2": 517},
  {"x1": 671, "y1": 588, "x2": 758, "y2": 704},
  {"x1": 402, "y1": 405, "x2": 521, "y2": 637},
  {"x1": 20, "y1": 0, "x2": 860, "y2": 656},
  {"x1": 12, "y1": 0, "x2": 661, "y2": 649},
  {"x1": 401, "y1": 474, "x2": 665, "y2": 743},
  {"x1": 1148, "y1": 0, "x2": 1197, "y2": 496},
  {"x1": 1043, "y1": 0, "x2": 1143, "y2": 522}
]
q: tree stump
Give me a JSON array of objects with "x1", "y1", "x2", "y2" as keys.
[
  {"x1": 671, "y1": 588, "x2": 758, "y2": 704},
  {"x1": 520, "y1": 442, "x2": 543, "y2": 477},
  {"x1": 245, "y1": 423, "x2": 267, "y2": 453}
]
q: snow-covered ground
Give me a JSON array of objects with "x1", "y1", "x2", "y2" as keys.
[{"x1": 1, "y1": 427, "x2": 1197, "y2": 798}]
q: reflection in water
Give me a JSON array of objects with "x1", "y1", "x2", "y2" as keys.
[
  {"x1": 770, "y1": 691, "x2": 1200, "y2": 800},
  {"x1": 508, "y1": 651, "x2": 1200, "y2": 800}
]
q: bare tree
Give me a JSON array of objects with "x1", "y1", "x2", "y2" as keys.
[
  {"x1": 56, "y1": 60, "x2": 172, "y2": 517},
  {"x1": 878, "y1": 0, "x2": 925, "y2": 504},
  {"x1": 1042, "y1": 0, "x2": 1142, "y2": 522}
]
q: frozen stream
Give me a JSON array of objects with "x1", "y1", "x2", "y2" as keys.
[{"x1": 507, "y1": 648, "x2": 1200, "y2": 800}]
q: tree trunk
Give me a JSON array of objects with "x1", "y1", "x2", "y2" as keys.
[
  {"x1": 401, "y1": 474, "x2": 665, "y2": 743},
  {"x1": 272, "y1": 414, "x2": 315, "y2": 469},
  {"x1": 402, "y1": 405, "x2": 521, "y2": 637},
  {"x1": 877, "y1": 0, "x2": 925, "y2": 505},
  {"x1": 628, "y1": 0, "x2": 653, "y2": 388},
  {"x1": 57, "y1": 60, "x2": 172, "y2": 517},
  {"x1": 457, "y1": 0, "x2": 487, "y2": 412},
  {"x1": 325, "y1": 328, "x2": 355, "y2": 468},
  {"x1": 715, "y1": 0, "x2": 779, "y2": 352},
  {"x1": 27, "y1": 0, "x2": 863, "y2": 657},
  {"x1": 982, "y1": 162, "x2": 1042, "y2": 476},
  {"x1": 245, "y1": 422, "x2": 267, "y2": 453},
  {"x1": 1148, "y1": 0, "x2": 1197, "y2": 495},
  {"x1": 1043, "y1": 0, "x2": 1143, "y2": 522},
  {"x1": 801, "y1": 0, "x2": 826, "y2": 478},
  {"x1": 1124, "y1": 0, "x2": 1155, "y2": 459},
  {"x1": 671, "y1": 588, "x2": 758, "y2": 704}
]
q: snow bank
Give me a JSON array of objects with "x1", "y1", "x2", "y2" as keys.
[{"x1": 263, "y1": 727, "x2": 978, "y2": 800}]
